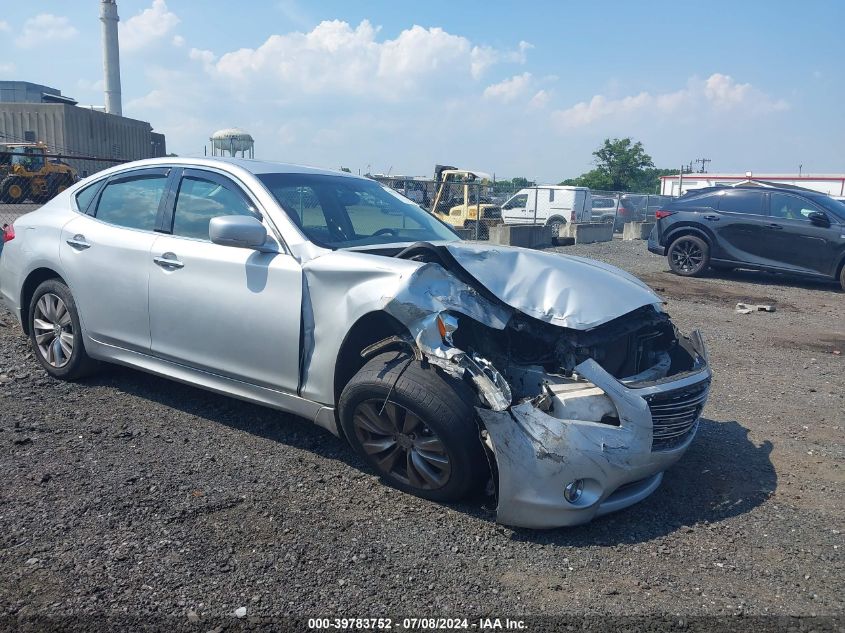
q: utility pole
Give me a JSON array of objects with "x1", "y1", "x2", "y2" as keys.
[{"x1": 693, "y1": 158, "x2": 711, "y2": 173}]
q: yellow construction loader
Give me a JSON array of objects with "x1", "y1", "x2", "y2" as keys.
[{"x1": 0, "y1": 142, "x2": 79, "y2": 204}]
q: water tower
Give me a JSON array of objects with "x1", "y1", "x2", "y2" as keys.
[{"x1": 209, "y1": 128, "x2": 255, "y2": 158}]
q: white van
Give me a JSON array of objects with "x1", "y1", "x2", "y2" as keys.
[{"x1": 501, "y1": 186, "x2": 592, "y2": 233}]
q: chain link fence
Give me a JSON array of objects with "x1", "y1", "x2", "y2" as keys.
[{"x1": 0, "y1": 149, "x2": 127, "y2": 227}]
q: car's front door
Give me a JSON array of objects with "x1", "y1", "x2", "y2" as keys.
[
  {"x1": 501, "y1": 193, "x2": 529, "y2": 224},
  {"x1": 711, "y1": 190, "x2": 771, "y2": 264},
  {"x1": 147, "y1": 168, "x2": 302, "y2": 392},
  {"x1": 59, "y1": 167, "x2": 170, "y2": 351},
  {"x1": 765, "y1": 192, "x2": 841, "y2": 275}
]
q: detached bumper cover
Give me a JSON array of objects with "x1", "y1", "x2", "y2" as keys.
[{"x1": 479, "y1": 337, "x2": 711, "y2": 529}]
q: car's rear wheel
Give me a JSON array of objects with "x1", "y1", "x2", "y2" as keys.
[
  {"x1": 839, "y1": 264, "x2": 845, "y2": 291},
  {"x1": 28, "y1": 279, "x2": 98, "y2": 380},
  {"x1": 546, "y1": 216, "x2": 566, "y2": 237},
  {"x1": 338, "y1": 352, "x2": 487, "y2": 502},
  {"x1": 668, "y1": 235, "x2": 710, "y2": 277}
]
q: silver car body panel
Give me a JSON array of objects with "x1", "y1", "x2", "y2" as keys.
[
  {"x1": 441, "y1": 242, "x2": 660, "y2": 329},
  {"x1": 0, "y1": 157, "x2": 713, "y2": 529}
]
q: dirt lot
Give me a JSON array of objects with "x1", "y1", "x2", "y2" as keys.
[{"x1": 0, "y1": 238, "x2": 842, "y2": 625}]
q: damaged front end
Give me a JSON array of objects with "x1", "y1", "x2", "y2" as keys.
[{"x1": 380, "y1": 243, "x2": 711, "y2": 529}]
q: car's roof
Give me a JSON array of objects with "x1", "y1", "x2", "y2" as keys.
[{"x1": 111, "y1": 156, "x2": 358, "y2": 179}]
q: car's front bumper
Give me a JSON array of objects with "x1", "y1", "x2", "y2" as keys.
[{"x1": 478, "y1": 334, "x2": 710, "y2": 529}]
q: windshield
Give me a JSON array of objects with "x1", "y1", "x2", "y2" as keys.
[
  {"x1": 258, "y1": 173, "x2": 459, "y2": 248},
  {"x1": 804, "y1": 192, "x2": 845, "y2": 220}
]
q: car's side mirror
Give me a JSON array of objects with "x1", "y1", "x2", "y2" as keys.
[
  {"x1": 209, "y1": 215, "x2": 268, "y2": 250},
  {"x1": 808, "y1": 211, "x2": 830, "y2": 227}
]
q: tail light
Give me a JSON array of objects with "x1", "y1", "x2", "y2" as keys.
[
  {"x1": 2, "y1": 224, "x2": 14, "y2": 243},
  {"x1": 654, "y1": 210, "x2": 676, "y2": 220}
]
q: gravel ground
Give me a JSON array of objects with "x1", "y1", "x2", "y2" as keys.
[{"x1": 0, "y1": 238, "x2": 842, "y2": 626}]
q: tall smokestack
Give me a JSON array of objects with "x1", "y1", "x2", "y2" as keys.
[{"x1": 100, "y1": 0, "x2": 122, "y2": 116}]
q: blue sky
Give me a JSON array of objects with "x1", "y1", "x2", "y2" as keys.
[{"x1": 1, "y1": 0, "x2": 843, "y2": 181}]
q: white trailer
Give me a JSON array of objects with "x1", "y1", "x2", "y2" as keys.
[{"x1": 660, "y1": 173, "x2": 845, "y2": 197}]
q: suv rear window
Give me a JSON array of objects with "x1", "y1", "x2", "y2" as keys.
[{"x1": 718, "y1": 191, "x2": 765, "y2": 215}]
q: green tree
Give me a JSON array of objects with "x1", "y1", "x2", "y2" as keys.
[
  {"x1": 592, "y1": 137, "x2": 654, "y2": 191},
  {"x1": 559, "y1": 138, "x2": 685, "y2": 193}
]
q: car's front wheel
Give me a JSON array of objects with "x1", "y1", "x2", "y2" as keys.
[
  {"x1": 668, "y1": 235, "x2": 710, "y2": 276},
  {"x1": 338, "y1": 352, "x2": 487, "y2": 502},
  {"x1": 28, "y1": 279, "x2": 98, "y2": 380}
]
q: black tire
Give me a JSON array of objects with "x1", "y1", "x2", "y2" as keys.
[
  {"x1": 667, "y1": 234, "x2": 710, "y2": 277},
  {"x1": 28, "y1": 279, "x2": 98, "y2": 380},
  {"x1": 338, "y1": 351, "x2": 487, "y2": 502},
  {"x1": 839, "y1": 265, "x2": 845, "y2": 292},
  {"x1": 1, "y1": 177, "x2": 28, "y2": 204},
  {"x1": 546, "y1": 216, "x2": 566, "y2": 237}
]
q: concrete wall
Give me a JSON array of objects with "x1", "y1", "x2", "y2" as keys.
[
  {"x1": 488, "y1": 224, "x2": 553, "y2": 248},
  {"x1": 622, "y1": 221, "x2": 655, "y2": 241},
  {"x1": 559, "y1": 222, "x2": 614, "y2": 245}
]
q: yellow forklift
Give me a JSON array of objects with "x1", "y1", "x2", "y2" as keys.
[
  {"x1": 0, "y1": 142, "x2": 79, "y2": 204},
  {"x1": 430, "y1": 165, "x2": 501, "y2": 237}
]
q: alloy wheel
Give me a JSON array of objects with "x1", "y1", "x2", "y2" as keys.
[
  {"x1": 351, "y1": 399, "x2": 451, "y2": 490},
  {"x1": 671, "y1": 239, "x2": 704, "y2": 273},
  {"x1": 32, "y1": 293, "x2": 74, "y2": 368}
]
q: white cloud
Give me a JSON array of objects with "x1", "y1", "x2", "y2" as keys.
[
  {"x1": 0, "y1": 62, "x2": 15, "y2": 75},
  {"x1": 120, "y1": 0, "x2": 180, "y2": 52},
  {"x1": 205, "y1": 20, "x2": 520, "y2": 100},
  {"x1": 552, "y1": 73, "x2": 788, "y2": 130},
  {"x1": 16, "y1": 14, "x2": 78, "y2": 48},
  {"x1": 470, "y1": 40, "x2": 532, "y2": 79},
  {"x1": 483, "y1": 72, "x2": 532, "y2": 103},
  {"x1": 0, "y1": 21, "x2": 10, "y2": 32},
  {"x1": 529, "y1": 89, "x2": 549, "y2": 109},
  {"x1": 172, "y1": 34, "x2": 186, "y2": 47}
]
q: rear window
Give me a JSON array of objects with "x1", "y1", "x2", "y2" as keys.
[
  {"x1": 75, "y1": 180, "x2": 103, "y2": 214},
  {"x1": 95, "y1": 173, "x2": 167, "y2": 231}
]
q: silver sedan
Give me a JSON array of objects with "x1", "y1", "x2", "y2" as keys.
[{"x1": 0, "y1": 158, "x2": 711, "y2": 528}]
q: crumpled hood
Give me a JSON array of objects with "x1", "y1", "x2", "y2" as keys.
[{"x1": 443, "y1": 242, "x2": 661, "y2": 330}]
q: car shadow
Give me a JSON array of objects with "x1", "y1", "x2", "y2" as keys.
[
  {"x1": 85, "y1": 367, "x2": 775, "y2": 545},
  {"x1": 705, "y1": 267, "x2": 838, "y2": 292}
]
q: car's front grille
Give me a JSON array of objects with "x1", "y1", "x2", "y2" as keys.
[{"x1": 645, "y1": 380, "x2": 709, "y2": 451}]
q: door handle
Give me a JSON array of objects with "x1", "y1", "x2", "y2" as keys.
[
  {"x1": 767, "y1": 223, "x2": 783, "y2": 230},
  {"x1": 703, "y1": 215, "x2": 720, "y2": 221},
  {"x1": 153, "y1": 253, "x2": 184, "y2": 269},
  {"x1": 66, "y1": 234, "x2": 91, "y2": 250}
]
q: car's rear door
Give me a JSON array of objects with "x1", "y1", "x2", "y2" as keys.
[
  {"x1": 711, "y1": 190, "x2": 771, "y2": 264},
  {"x1": 147, "y1": 167, "x2": 302, "y2": 392},
  {"x1": 765, "y1": 192, "x2": 840, "y2": 275},
  {"x1": 59, "y1": 167, "x2": 170, "y2": 351}
]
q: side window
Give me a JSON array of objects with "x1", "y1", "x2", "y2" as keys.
[
  {"x1": 94, "y1": 173, "x2": 167, "y2": 231},
  {"x1": 273, "y1": 185, "x2": 333, "y2": 242},
  {"x1": 718, "y1": 191, "x2": 765, "y2": 215},
  {"x1": 503, "y1": 194, "x2": 528, "y2": 210},
  {"x1": 74, "y1": 180, "x2": 103, "y2": 214},
  {"x1": 549, "y1": 189, "x2": 555, "y2": 202},
  {"x1": 172, "y1": 175, "x2": 258, "y2": 240},
  {"x1": 674, "y1": 193, "x2": 721, "y2": 209},
  {"x1": 769, "y1": 193, "x2": 821, "y2": 221}
]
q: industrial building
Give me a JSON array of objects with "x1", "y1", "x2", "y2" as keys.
[{"x1": 0, "y1": 1, "x2": 166, "y2": 177}]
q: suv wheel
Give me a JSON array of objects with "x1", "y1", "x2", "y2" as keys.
[
  {"x1": 839, "y1": 265, "x2": 845, "y2": 291},
  {"x1": 668, "y1": 235, "x2": 710, "y2": 277},
  {"x1": 28, "y1": 279, "x2": 98, "y2": 380},
  {"x1": 338, "y1": 352, "x2": 487, "y2": 502}
]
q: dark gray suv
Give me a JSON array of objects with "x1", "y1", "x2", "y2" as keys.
[{"x1": 648, "y1": 186, "x2": 845, "y2": 290}]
